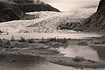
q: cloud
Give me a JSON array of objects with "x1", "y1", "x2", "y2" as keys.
[{"x1": 41, "y1": 0, "x2": 100, "y2": 11}]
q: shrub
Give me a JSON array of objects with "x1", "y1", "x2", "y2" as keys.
[
  {"x1": 72, "y1": 56, "x2": 86, "y2": 62},
  {"x1": 48, "y1": 38, "x2": 56, "y2": 42},
  {"x1": 52, "y1": 44, "x2": 60, "y2": 48},
  {"x1": 0, "y1": 39, "x2": 2, "y2": 46},
  {"x1": 28, "y1": 39, "x2": 34, "y2": 43},
  {"x1": 39, "y1": 40, "x2": 46, "y2": 43},
  {"x1": 42, "y1": 37, "x2": 44, "y2": 41},
  {"x1": 56, "y1": 38, "x2": 67, "y2": 43},
  {"x1": 5, "y1": 40, "x2": 11, "y2": 45},
  {"x1": 61, "y1": 38, "x2": 67, "y2": 43},
  {"x1": 11, "y1": 35, "x2": 15, "y2": 41},
  {"x1": 101, "y1": 40, "x2": 105, "y2": 44},
  {"x1": 0, "y1": 38, "x2": 2, "y2": 43},
  {"x1": 18, "y1": 36, "x2": 25, "y2": 42}
]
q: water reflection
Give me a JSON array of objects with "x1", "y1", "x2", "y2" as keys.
[
  {"x1": 58, "y1": 45, "x2": 105, "y2": 61},
  {"x1": 97, "y1": 47, "x2": 105, "y2": 60}
]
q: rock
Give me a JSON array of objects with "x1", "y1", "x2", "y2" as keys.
[
  {"x1": 57, "y1": 22, "x2": 81, "y2": 30},
  {"x1": 97, "y1": 0, "x2": 105, "y2": 13},
  {"x1": 0, "y1": 0, "x2": 60, "y2": 22},
  {"x1": 76, "y1": 0, "x2": 105, "y2": 32},
  {"x1": 11, "y1": 3, "x2": 60, "y2": 12},
  {"x1": 0, "y1": 1, "x2": 24, "y2": 22}
]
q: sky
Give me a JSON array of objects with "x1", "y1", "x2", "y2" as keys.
[{"x1": 40, "y1": 0, "x2": 100, "y2": 11}]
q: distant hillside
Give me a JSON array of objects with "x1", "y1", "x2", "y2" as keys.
[
  {"x1": 0, "y1": 1, "x2": 24, "y2": 22},
  {"x1": 58, "y1": 0, "x2": 105, "y2": 33},
  {"x1": 0, "y1": 0, "x2": 60, "y2": 22},
  {"x1": 55, "y1": 8, "x2": 96, "y2": 30},
  {"x1": 0, "y1": 0, "x2": 60, "y2": 12},
  {"x1": 11, "y1": 3, "x2": 60, "y2": 12}
]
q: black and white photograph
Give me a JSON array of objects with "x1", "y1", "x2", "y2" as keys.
[{"x1": 0, "y1": 0, "x2": 105, "y2": 70}]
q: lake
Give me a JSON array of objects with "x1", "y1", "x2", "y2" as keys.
[{"x1": 58, "y1": 45, "x2": 105, "y2": 62}]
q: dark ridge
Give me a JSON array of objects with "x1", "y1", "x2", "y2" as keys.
[
  {"x1": 4, "y1": 0, "x2": 60, "y2": 12},
  {"x1": 10, "y1": 3, "x2": 60, "y2": 12},
  {"x1": 57, "y1": 0, "x2": 105, "y2": 32},
  {"x1": 81, "y1": 0, "x2": 105, "y2": 32},
  {"x1": 97, "y1": 0, "x2": 105, "y2": 13},
  {"x1": 0, "y1": 1, "x2": 24, "y2": 22},
  {"x1": 0, "y1": 0, "x2": 60, "y2": 22},
  {"x1": 73, "y1": 0, "x2": 105, "y2": 32}
]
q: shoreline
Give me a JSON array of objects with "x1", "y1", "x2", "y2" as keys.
[
  {"x1": 1, "y1": 49, "x2": 105, "y2": 69},
  {"x1": 46, "y1": 56, "x2": 105, "y2": 69}
]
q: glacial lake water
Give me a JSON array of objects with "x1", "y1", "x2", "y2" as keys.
[{"x1": 58, "y1": 45, "x2": 105, "y2": 62}]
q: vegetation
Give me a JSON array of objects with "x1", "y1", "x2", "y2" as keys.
[
  {"x1": 18, "y1": 36, "x2": 26, "y2": 42},
  {"x1": 72, "y1": 56, "x2": 86, "y2": 62},
  {"x1": 5, "y1": 40, "x2": 11, "y2": 45},
  {"x1": 93, "y1": 40, "x2": 105, "y2": 44},
  {"x1": 0, "y1": 36, "x2": 105, "y2": 69},
  {"x1": 47, "y1": 38, "x2": 67, "y2": 43},
  {"x1": 11, "y1": 35, "x2": 15, "y2": 41},
  {"x1": 57, "y1": 22, "x2": 80, "y2": 30},
  {"x1": 27, "y1": 38, "x2": 34, "y2": 43}
]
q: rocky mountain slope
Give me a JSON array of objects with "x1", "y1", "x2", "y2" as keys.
[
  {"x1": 0, "y1": 0, "x2": 60, "y2": 22},
  {"x1": 0, "y1": 0, "x2": 60, "y2": 12},
  {"x1": 0, "y1": 1, "x2": 24, "y2": 22},
  {"x1": 0, "y1": 8, "x2": 95, "y2": 33},
  {"x1": 76, "y1": 0, "x2": 105, "y2": 32}
]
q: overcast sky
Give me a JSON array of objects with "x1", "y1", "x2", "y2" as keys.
[{"x1": 41, "y1": 0, "x2": 100, "y2": 11}]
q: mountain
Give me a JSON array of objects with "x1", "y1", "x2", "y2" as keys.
[
  {"x1": 75, "y1": 0, "x2": 105, "y2": 32},
  {"x1": 0, "y1": 1, "x2": 24, "y2": 22},
  {"x1": 0, "y1": 0, "x2": 60, "y2": 12},
  {"x1": 57, "y1": 0, "x2": 105, "y2": 33},
  {"x1": 56, "y1": 8, "x2": 96, "y2": 30},
  {"x1": 0, "y1": 0, "x2": 60, "y2": 22}
]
